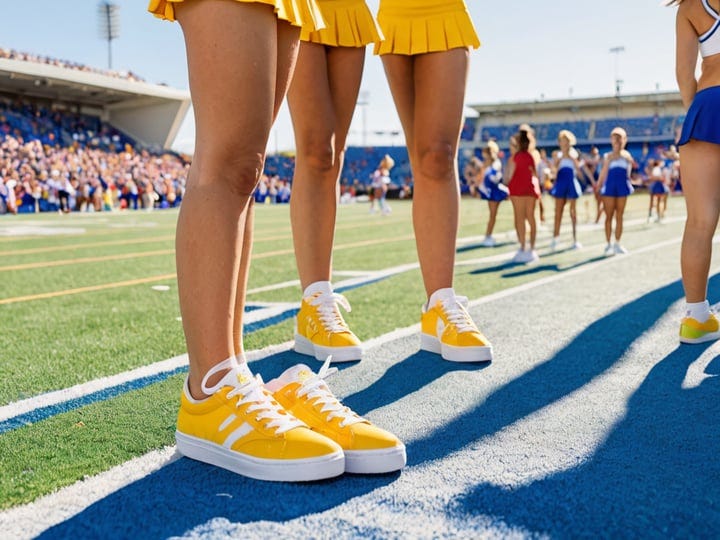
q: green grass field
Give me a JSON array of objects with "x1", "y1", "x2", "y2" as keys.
[{"x1": 0, "y1": 192, "x2": 689, "y2": 509}]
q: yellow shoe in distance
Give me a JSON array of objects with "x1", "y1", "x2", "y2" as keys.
[
  {"x1": 294, "y1": 281, "x2": 362, "y2": 362},
  {"x1": 267, "y1": 358, "x2": 406, "y2": 474},
  {"x1": 175, "y1": 357, "x2": 344, "y2": 482},
  {"x1": 420, "y1": 288, "x2": 493, "y2": 363},
  {"x1": 680, "y1": 313, "x2": 720, "y2": 344}
]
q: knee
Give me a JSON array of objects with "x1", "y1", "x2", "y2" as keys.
[
  {"x1": 302, "y1": 137, "x2": 336, "y2": 178},
  {"x1": 194, "y1": 146, "x2": 266, "y2": 198},
  {"x1": 415, "y1": 142, "x2": 456, "y2": 182},
  {"x1": 687, "y1": 212, "x2": 718, "y2": 234}
]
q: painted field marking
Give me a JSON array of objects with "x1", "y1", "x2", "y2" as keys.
[
  {"x1": 0, "y1": 234, "x2": 685, "y2": 434},
  {"x1": 0, "y1": 235, "x2": 175, "y2": 256},
  {"x1": 0, "y1": 249, "x2": 176, "y2": 273},
  {"x1": 0, "y1": 274, "x2": 177, "y2": 306},
  {"x1": 0, "y1": 233, "x2": 696, "y2": 538}
]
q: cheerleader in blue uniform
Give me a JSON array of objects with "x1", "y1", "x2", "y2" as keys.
[
  {"x1": 597, "y1": 127, "x2": 634, "y2": 256},
  {"x1": 550, "y1": 129, "x2": 583, "y2": 250},
  {"x1": 646, "y1": 159, "x2": 670, "y2": 222},
  {"x1": 478, "y1": 140, "x2": 508, "y2": 247},
  {"x1": 674, "y1": 0, "x2": 720, "y2": 343}
]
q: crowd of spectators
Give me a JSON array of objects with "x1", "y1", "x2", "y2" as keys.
[
  {"x1": 0, "y1": 93, "x2": 685, "y2": 217},
  {"x1": 0, "y1": 99, "x2": 189, "y2": 215},
  {"x1": 0, "y1": 47, "x2": 146, "y2": 82},
  {"x1": 0, "y1": 135, "x2": 189, "y2": 214}
]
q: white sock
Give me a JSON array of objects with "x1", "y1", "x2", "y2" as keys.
[
  {"x1": 686, "y1": 300, "x2": 711, "y2": 322},
  {"x1": 303, "y1": 280, "x2": 333, "y2": 298},
  {"x1": 426, "y1": 287, "x2": 455, "y2": 310}
]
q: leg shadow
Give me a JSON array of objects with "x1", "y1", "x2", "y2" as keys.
[
  {"x1": 450, "y1": 343, "x2": 720, "y2": 538},
  {"x1": 400, "y1": 277, "x2": 694, "y2": 467},
  {"x1": 38, "y1": 458, "x2": 399, "y2": 539}
]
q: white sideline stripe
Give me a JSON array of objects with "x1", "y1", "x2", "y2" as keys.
[
  {"x1": 0, "y1": 446, "x2": 180, "y2": 538},
  {"x1": 0, "y1": 233, "x2": 685, "y2": 425},
  {"x1": 466, "y1": 236, "x2": 684, "y2": 310},
  {"x1": 0, "y1": 233, "x2": 687, "y2": 537},
  {"x1": 0, "y1": 341, "x2": 295, "y2": 424},
  {"x1": 0, "y1": 354, "x2": 188, "y2": 423},
  {"x1": 247, "y1": 280, "x2": 300, "y2": 294}
]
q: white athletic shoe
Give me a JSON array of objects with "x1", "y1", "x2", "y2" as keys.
[{"x1": 481, "y1": 235, "x2": 496, "y2": 247}]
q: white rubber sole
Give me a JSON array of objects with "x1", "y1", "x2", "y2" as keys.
[
  {"x1": 344, "y1": 444, "x2": 407, "y2": 474},
  {"x1": 294, "y1": 334, "x2": 363, "y2": 363},
  {"x1": 420, "y1": 333, "x2": 493, "y2": 363},
  {"x1": 175, "y1": 431, "x2": 345, "y2": 482},
  {"x1": 679, "y1": 331, "x2": 720, "y2": 344}
]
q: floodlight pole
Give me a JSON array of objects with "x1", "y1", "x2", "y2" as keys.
[
  {"x1": 357, "y1": 91, "x2": 370, "y2": 146},
  {"x1": 99, "y1": 2, "x2": 120, "y2": 70},
  {"x1": 609, "y1": 46, "x2": 625, "y2": 96}
]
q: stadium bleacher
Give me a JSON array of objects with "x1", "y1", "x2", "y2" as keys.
[{"x1": 476, "y1": 114, "x2": 683, "y2": 148}]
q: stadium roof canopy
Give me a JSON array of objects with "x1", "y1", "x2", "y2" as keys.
[
  {"x1": 468, "y1": 91, "x2": 682, "y2": 118},
  {"x1": 0, "y1": 58, "x2": 190, "y2": 150}
]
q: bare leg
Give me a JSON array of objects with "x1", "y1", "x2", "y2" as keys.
[
  {"x1": 614, "y1": 196, "x2": 627, "y2": 242},
  {"x1": 648, "y1": 192, "x2": 655, "y2": 220},
  {"x1": 486, "y1": 200, "x2": 499, "y2": 237},
  {"x1": 602, "y1": 196, "x2": 616, "y2": 243},
  {"x1": 525, "y1": 198, "x2": 537, "y2": 250},
  {"x1": 595, "y1": 190, "x2": 604, "y2": 223},
  {"x1": 553, "y1": 198, "x2": 565, "y2": 237},
  {"x1": 510, "y1": 196, "x2": 526, "y2": 250},
  {"x1": 382, "y1": 49, "x2": 468, "y2": 297},
  {"x1": 289, "y1": 44, "x2": 365, "y2": 289},
  {"x1": 232, "y1": 21, "x2": 299, "y2": 355},
  {"x1": 175, "y1": 1, "x2": 289, "y2": 398},
  {"x1": 680, "y1": 141, "x2": 720, "y2": 302},
  {"x1": 660, "y1": 194, "x2": 668, "y2": 219},
  {"x1": 569, "y1": 199, "x2": 577, "y2": 242}
]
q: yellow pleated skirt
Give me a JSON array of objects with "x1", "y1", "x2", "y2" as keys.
[
  {"x1": 301, "y1": 0, "x2": 382, "y2": 47},
  {"x1": 148, "y1": 0, "x2": 325, "y2": 31},
  {"x1": 374, "y1": 0, "x2": 480, "y2": 56}
]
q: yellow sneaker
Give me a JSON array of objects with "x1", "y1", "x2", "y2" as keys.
[
  {"x1": 175, "y1": 357, "x2": 344, "y2": 482},
  {"x1": 680, "y1": 313, "x2": 720, "y2": 344},
  {"x1": 420, "y1": 289, "x2": 493, "y2": 363},
  {"x1": 267, "y1": 358, "x2": 406, "y2": 474},
  {"x1": 294, "y1": 282, "x2": 362, "y2": 362}
]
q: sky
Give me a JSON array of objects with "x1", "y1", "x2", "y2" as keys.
[{"x1": 0, "y1": 1, "x2": 678, "y2": 153}]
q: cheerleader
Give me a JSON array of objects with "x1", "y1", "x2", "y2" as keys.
[
  {"x1": 287, "y1": 0, "x2": 382, "y2": 363},
  {"x1": 673, "y1": 0, "x2": 720, "y2": 343},
  {"x1": 376, "y1": 0, "x2": 492, "y2": 362},
  {"x1": 147, "y1": 0, "x2": 353, "y2": 482},
  {"x1": 646, "y1": 159, "x2": 670, "y2": 222},
  {"x1": 550, "y1": 129, "x2": 583, "y2": 250},
  {"x1": 370, "y1": 153, "x2": 394, "y2": 215},
  {"x1": 478, "y1": 140, "x2": 508, "y2": 247},
  {"x1": 596, "y1": 127, "x2": 634, "y2": 256},
  {"x1": 507, "y1": 129, "x2": 541, "y2": 263},
  {"x1": 520, "y1": 123, "x2": 546, "y2": 225}
]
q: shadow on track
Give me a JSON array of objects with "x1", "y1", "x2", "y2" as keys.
[
  {"x1": 451, "y1": 343, "x2": 720, "y2": 537},
  {"x1": 38, "y1": 276, "x2": 715, "y2": 538},
  {"x1": 469, "y1": 254, "x2": 606, "y2": 277},
  {"x1": 401, "y1": 276, "x2": 697, "y2": 468},
  {"x1": 38, "y1": 457, "x2": 399, "y2": 540}
]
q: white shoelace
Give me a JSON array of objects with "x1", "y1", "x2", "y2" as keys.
[
  {"x1": 296, "y1": 357, "x2": 364, "y2": 429},
  {"x1": 201, "y1": 358, "x2": 304, "y2": 434},
  {"x1": 441, "y1": 295, "x2": 477, "y2": 334},
  {"x1": 308, "y1": 292, "x2": 352, "y2": 333}
]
